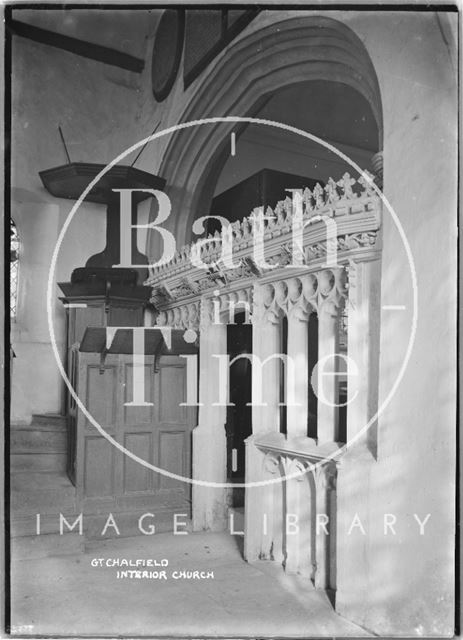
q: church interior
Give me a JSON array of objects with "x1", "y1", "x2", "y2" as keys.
[{"x1": 6, "y1": 6, "x2": 457, "y2": 637}]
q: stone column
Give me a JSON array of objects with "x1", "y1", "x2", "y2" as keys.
[
  {"x1": 252, "y1": 283, "x2": 281, "y2": 434},
  {"x1": 299, "y1": 467, "x2": 315, "y2": 579},
  {"x1": 244, "y1": 445, "x2": 283, "y2": 562},
  {"x1": 316, "y1": 270, "x2": 342, "y2": 443},
  {"x1": 314, "y1": 462, "x2": 337, "y2": 590},
  {"x1": 346, "y1": 259, "x2": 381, "y2": 451},
  {"x1": 284, "y1": 457, "x2": 311, "y2": 575},
  {"x1": 269, "y1": 454, "x2": 285, "y2": 566},
  {"x1": 286, "y1": 282, "x2": 310, "y2": 439},
  {"x1": 192, "y1": 298, "x2": 228, "y2": 531},
  {"x1": 244, "y1": 285, "x2": 282, "y2": 559}
]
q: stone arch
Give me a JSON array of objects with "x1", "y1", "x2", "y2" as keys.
[{"x1": 151, "y1": 14, "x2": 382, "y2": 252}]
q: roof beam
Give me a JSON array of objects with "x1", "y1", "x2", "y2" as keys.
[{"x1": 8, "y1": 19, "x2": 145, "y2": 73}]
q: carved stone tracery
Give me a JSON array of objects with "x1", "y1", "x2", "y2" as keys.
[{"x1": 146, "y1": 172, "x2": 381, "y2": 328}]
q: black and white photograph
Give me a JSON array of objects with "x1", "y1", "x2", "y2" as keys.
[{"x1": 3, "y1": 3, "x2": 459, "y2": 637}]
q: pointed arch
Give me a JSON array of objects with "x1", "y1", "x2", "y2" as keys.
[{"x1": 150, "y1": 14, "x2": 382, "y2": 253}]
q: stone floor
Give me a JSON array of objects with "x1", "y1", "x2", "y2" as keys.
[{"x1": 10, "y1": 532, "x2": 369, "y2": 637}]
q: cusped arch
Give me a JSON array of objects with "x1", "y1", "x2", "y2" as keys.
[{"x1": 151, "y1": 14, "x2": 382, "y2": 253}]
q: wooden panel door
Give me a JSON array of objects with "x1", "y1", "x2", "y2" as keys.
[{"x1": 75, "y1": 352, "x2": 196, "y2": 524}]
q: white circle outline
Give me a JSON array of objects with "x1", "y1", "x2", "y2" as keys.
[{"x1": 47, "y1": 116, "x2": 418, "y2": 489}]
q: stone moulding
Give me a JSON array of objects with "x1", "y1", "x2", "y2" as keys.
[
  {"x1": 253, "y1": 431, "x2": 343, "y2": 468},
  {"x1": 145, "y1": 172, "x2": 382, "y2": 314}
]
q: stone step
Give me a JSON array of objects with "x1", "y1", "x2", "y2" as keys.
[
  {"x1": 10, "y1": 471, "x2": 77, "y2": 515},
  {"x1": 10, "y1": 452, "x2": 67, "y2": 473},
  {"x1": 11, "y1": 471, "x2": 74, "y2": 492},
  {"x1": 11, "y1": 532, "x2": 84, "y2": 560},
  {"x1": 10, "y1": 510, "x2": 82, "y2": 537},
  {"x1": 31, "y1": 413, "x2": 67, "y2": 429},
  {"x1": 10, "y1": 427, "x2": 67, "y2": 454},
  {"x1": 10, "y1": 491, "x2": 77, "y2": 514},
  {"x1": 10, "y1": 413, "x2": 68, "y2": 473}
]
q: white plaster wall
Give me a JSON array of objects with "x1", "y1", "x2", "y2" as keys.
[
  {"x1": 10, "y1": 24, "x2": 163, "y2": 421},
  {"x1": 334, "y1": 11, "x2": 457, "y2": 636},
  {"x1": 10, "y1": 194, "x2": 62, "y2": 420}
]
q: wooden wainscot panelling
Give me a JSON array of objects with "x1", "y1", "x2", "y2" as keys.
[
  {"x1": 72, "y1": 350, "x2": 195, "y2": 526},
  {"x1": 123, "y1": 432, "x2": 153, "y2": 494},
  {"x1": 85, "y1": 363, "x2": 117, "y2": 430},
  {"x1": 84, "y1": 436, "x2": 115, "y2": 498},
  {"x1": 123, "y1": 362, "x2": 155, "y2": 425},
  {"x1": 159, "y1": 430, "x2": 186, "y2": 492},
  {"x1": 72, "y1": 304, "x2": 104, "y2": 345},
  {"x1": 158, "y1": 358, "x2": 187, "y2": 424}
]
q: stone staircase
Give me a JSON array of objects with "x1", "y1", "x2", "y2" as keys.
[
  {"x1": 9, "y1": 414, "x2": 83, "y2": 559},
  {"x1": 10, "y1": 414, "x2": 68, "y2": 473},
  {"x1": 9, "y1": 414, "x2": 190, "y2": 557}
]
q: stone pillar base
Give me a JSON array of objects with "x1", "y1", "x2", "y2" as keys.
[{"x1": 192, "y1": 424, "x2": 228, "y2": 532}]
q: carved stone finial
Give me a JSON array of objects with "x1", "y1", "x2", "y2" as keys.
[
  {"x1": 302, "y1": 187, "x2": 313, "y2": 214},
  {"x1": 145, "y1": 169, "x2": 382, "y2": 308},
  {"x1": 358, "y1": 170, "x2": 377, "y2": 196},
  {"x1": 313, "y1": 183, "x2": 325, "y2": 208},
  {"x1": 337, "y1": 173, "x2": 357, "y2": 200},
  {"x1": 324, "y1": 177, "x2": 340, "y2": 204}
]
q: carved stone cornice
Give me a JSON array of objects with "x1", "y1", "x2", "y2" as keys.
[{"x1": 145, "y1": 172, "x2": 382, "y2": 312}]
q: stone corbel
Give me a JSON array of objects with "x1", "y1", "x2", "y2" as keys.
[
  {"x1": 263, "y1": 451, "x2": 281, "y2": 476},
  {"x1": 287, "y1": 456, "x2": 309, "y2": 481},
  {"x1": 315, "y1": 460, "x2": 337, "y2": 492},
  {"x1": 316, "y1": 268, "x2": 347, "y2": 316},
  {"x1": 252, "y1": 283, "x2": 280, "y2": 327},
  {"x1": 286, "y1": 277, "x2": 312, "y2": 323}
]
